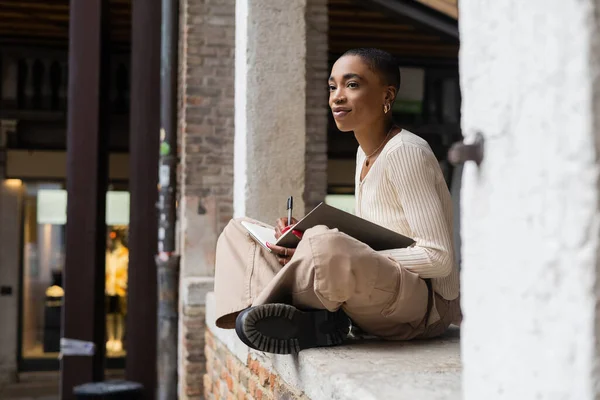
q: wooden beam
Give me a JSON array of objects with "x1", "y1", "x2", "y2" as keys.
[
  {"x1": 330, "y1": 40, "x2": 458, "y2": 52},
  {"x1": 60, "y1": 0, "x2": 109, "y2": 398},
  {"x1": 0, "y1": 8, "x2": 70, "y2": 29},
  {"x1": 360, "y1": 0, "x2": 459, "y2": 39},
  {"x1": 0, "y1": 10, "x2": 67, "y2": 21},
  {"x1": 414, "y1": 0, "x2": 458, "y2": 19},
  {"x1": 0, "y1": 10, "x2": 70, "y2": 22},
  {"x1": 328, "y1": 8, "x2": 387, "y2": 18},
  {"x1": 329, "y1": 43, "x2": 458, "y2": 55},
  {"x1": 330, "y1": 31, "x2": 444, "y2": 41},
  {"x1": 0, "y1": 37, "x2": 130, "y2": 52},
  {"x1": 329, "y1": 19, "x2": 415, "y2": 31},
  {"x1": 0, "y1": 30, "x2": 67, "y2": 39},
  {"x1": 0, "y1": 0, "x2": 69, "y2": 12},
  {"x1": 0, "y1": 38, "x2": 69, "y2": 49},
  {"x1": 0, "y1": 21, "x2": 68, "y2": 33}
]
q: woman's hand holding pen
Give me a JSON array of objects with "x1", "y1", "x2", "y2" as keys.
[
  {"x1": 275, "y1": 217, "x2": 299, "y2": 239},
  {"x1": 268, "y1": 217, "x2": 303, "y2": 266}
]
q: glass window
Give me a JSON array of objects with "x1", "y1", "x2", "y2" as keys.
[
  {"x1": 325, "y1": 194, "x2": 356, "y2": 215},
  {"x1": 105, "y1": 224, "x2": 128, "y2": 357},
  {"x1": 20, "y1": 182, "x2": 130, "y2": 362},
  {"x1": 21, "y1": 182, "x2": 65, "y2": 360}
]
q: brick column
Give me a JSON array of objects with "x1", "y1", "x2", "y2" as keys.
[{"x1": 178, "y1": 0, "x2": 235, "y2": 398}]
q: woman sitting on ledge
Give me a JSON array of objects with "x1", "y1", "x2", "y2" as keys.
[{"x1": 214, "y1": 48, "x2": 461, "y2": 354}]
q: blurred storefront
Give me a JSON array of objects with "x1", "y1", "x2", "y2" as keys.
[{"x1": 16, "y1": 183, "x2": 130, "y2": 369}]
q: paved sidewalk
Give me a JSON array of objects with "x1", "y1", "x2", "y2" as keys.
[
  {"x1": 0, "y1": 370, "x2": 125, "y2": 400},
  {"x1": 0, "y1": 372, "x2": 59, "y2": 400}
]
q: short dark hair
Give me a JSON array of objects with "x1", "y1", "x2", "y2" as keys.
[{"x1": 341, "y1": 48, "x2": 401, "y2": 92}]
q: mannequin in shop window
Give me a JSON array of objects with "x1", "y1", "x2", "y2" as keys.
[{"x1": 105, "y1": 229, "x2": 128, "y2": 354}]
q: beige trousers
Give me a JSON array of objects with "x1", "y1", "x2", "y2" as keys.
[{"x1": 214, "y1": 218, "x2": 459, "y2": 340}]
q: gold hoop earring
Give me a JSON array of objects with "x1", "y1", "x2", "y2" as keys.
[{"x1": 384, "y1": 104, "x2": 390, "y2": 114}]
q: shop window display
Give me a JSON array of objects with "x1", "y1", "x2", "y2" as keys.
[
  {"x1": 19, "y1": 183, "x2": 130, "y2": 363},
  {"x1": 21, "y1": 183, "x2": 66, "y2": 360},
  {"x1": 105, "y1": 227, "x2": 128, "y2": 356}
]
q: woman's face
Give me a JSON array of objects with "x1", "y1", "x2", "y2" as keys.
[{"x1": 328, "y1": 55, "x2": 393, "y2": 132}]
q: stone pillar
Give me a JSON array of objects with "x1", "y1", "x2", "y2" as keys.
[
  {"x1": 460, "y1": 1, "x2": 600, "y2": 398},
  {"x1": 233, "y1": 0, "x2": 307, "y2": 222}
]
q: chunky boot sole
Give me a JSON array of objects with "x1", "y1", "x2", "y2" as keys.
[{"x1": 235, "y1": 303, "x2": 350, "y2": 354}]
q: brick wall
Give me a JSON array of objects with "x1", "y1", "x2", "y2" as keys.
[
  {"x1": 179, "y1": 0, "x2": 235, "y2": 230},
  {"x1": 304, "y1": 0, "x2": 330, "y2": 213},
  {"x1": 178, "y1": 0, "x2": 235, "y2": 398},
  {"x1": 182, "y1": 305, "x2": 208, "y2": 398},
  {"x1": 204, "y1": 330, "x2": 309, "y2": 400}
]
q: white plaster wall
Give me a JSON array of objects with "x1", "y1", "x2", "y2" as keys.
[
  {"x1": 460, "y1": 1, "x2": 600, "y2": 399},
  {"x1": 234, "y1": 0, "x2": 307, "y2": 223},
  {"x1": 0, "y1": 181, "x2": 22, "y2": 386}
]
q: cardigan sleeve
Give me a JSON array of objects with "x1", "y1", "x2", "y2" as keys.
[{"x1": 377, "y1": 145, "x2": 454, "y2": 278}]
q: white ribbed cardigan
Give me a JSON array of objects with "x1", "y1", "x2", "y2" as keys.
[{"x1": 355, "y1": 129, "x2": 459, "y2": 300}]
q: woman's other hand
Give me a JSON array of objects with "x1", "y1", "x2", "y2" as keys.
[{"x1": 266, "y1": 242, "x2": 295, "y2": 266}]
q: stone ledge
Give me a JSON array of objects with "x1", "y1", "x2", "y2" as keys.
[{"x1": 205, "y1": 292, "x2": 462, "y2": 400}]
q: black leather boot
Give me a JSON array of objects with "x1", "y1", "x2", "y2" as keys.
[{"x1": 235, "y1": 303, "x2": 350, "y2": 354}]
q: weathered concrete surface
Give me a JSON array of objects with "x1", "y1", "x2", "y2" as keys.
[
  {"x1": 460, "y1": 0, "x2": 600, "y2": 399},
  {"x1": 234, "y1": 0, "x2": 307, "y2": 223},
  {"x1": 206, "y1": 292, "x2": 461, "y2": 400}
]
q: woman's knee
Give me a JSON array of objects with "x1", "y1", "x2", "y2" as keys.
[
  {"x1": 302, "y1": 224, "x2": 334, "y2": 240},
  {"x1": 304, "y1": 228, "x2": 373, "y2": 261},
  {"x1": 303, "y1": 232, "x2": 381, "y2": 302}
]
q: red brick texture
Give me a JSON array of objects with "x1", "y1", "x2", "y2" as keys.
[
  {"x1": 182, "y1": 305, "x2": 208, "y2": 398},
  {"x1": 179, "y1": 0, "x2": 235, "y2": 397},
  {"x1": 179, "y1": 0, "x2": 236, "y2": 233},
  {"x1": 204, "y1": 330, "x2": 310, "y2": 400}
]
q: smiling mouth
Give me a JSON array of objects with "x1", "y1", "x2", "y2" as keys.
[{"x1": 333, "y1": 110, "x2": 351, "y2": 119}]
